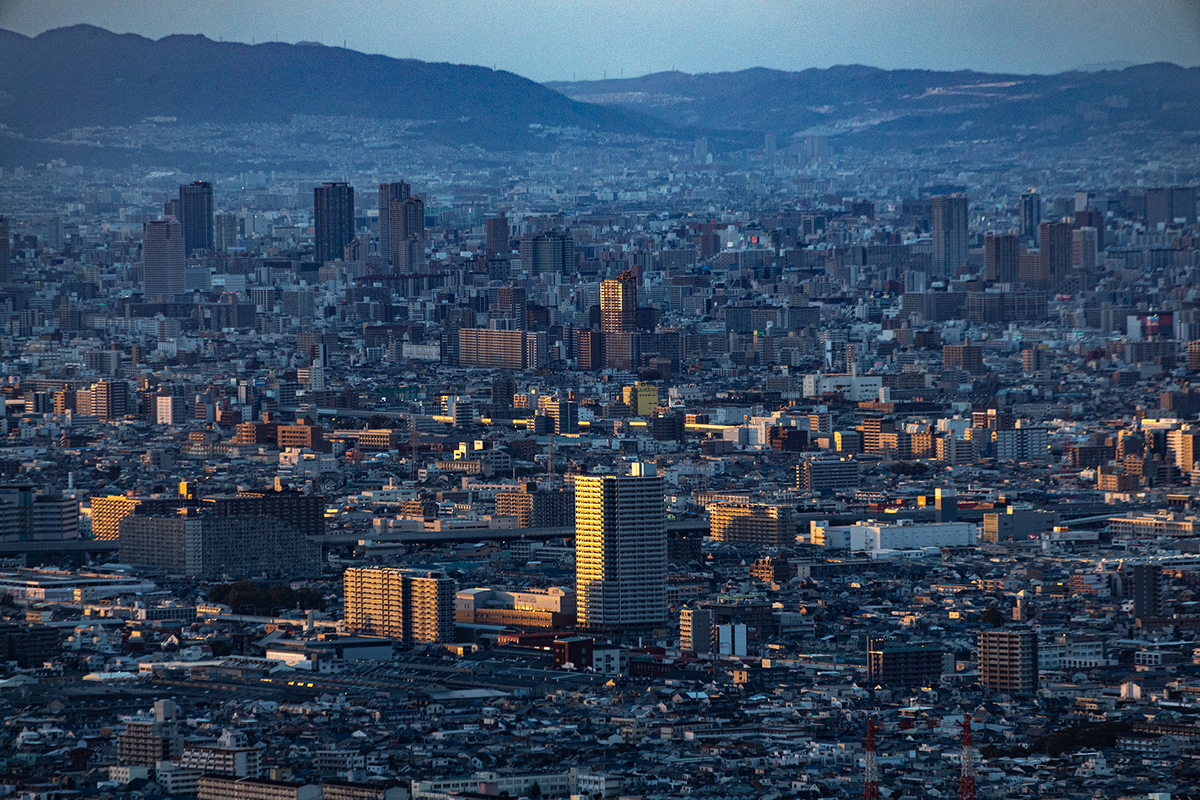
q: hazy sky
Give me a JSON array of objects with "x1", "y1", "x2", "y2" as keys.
[{"x1": 3, "y1": 0, "x2": 1199, "y2": 81}]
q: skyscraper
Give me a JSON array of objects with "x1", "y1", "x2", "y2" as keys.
[
  {"x1": 143, "y1": 216, "x2": 186, "y2": 299},
  {"x1": 930, "y1": 195, "x2": 969, "y2": 277},
  {"x1": 343, "y1": 567, "x2": 455, "y2": 645},
  {"x1": 178, "y1": 181, "x2": 214, "y2": 255},
  {"x1": 600, "y1": 270, "x2": 638, "y2": 334},
  {"x1": 214, "y1": 213, "x2": 238, "y2": 251},
  {"x1": 1037, "y1": 221, "x2": 1073, "y2": 291},
  {"x1": 519, "y1": 230, "x2": 574, "y2": 275},
  {"x1": 485, "y1": 212, "x2": 509, "y2": 257},
  {"x1": 1131, "y1": 563, "x2": 1163, "y2": 620},
  {"x1": 978, "y1": 629, "x2": 1038, "y2": 694},
  {"x1": 1019, "y1": 190, "x2": 1041, "y2": 240},
  {"x1": 377, "y1": 180, "x2": 411, "y2": 265},
  {"x1": 313, "y1": 182, "x2": 354, "y2": 264},
  {"x1": 0, "y1": 214, "x2": 9, "y2": 282},
  {"x1": 983, "y1": 233, "x2": 1019, "y2": 283},
  {"x1": 575, "y1": 462, "x2": 667, "y2": 634},
  {"x1": 389, "y1": 196, "x2": 425, "y2": 272}
]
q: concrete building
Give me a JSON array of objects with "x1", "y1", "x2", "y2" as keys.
[
  {"x1": 979, "y1": 629, "x2": 1038, "y2": 695},
  {"x1": 707, "y1": 502, "x2": 795, "y2": 547},
  {"x1": 343, "y1": 567, "x2": 455, "y2": 646},
  {"x1": 575, "y1": 463, "x2": 666, "y2": 634},
  {"x1": 143, "y1": 216, "x2": 186, "y2": 299}
]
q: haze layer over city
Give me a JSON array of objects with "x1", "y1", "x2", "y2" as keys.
[{"x1": 1, "y1": 2, "x2": 1200, "y2": 799}]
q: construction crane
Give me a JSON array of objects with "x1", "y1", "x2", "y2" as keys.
[
  {"x1": 864, "y1": 716, "x2": 881, "y2": 800},
  {"x1": 959, "y1": 714, "x2": 977, "y2": 800}
]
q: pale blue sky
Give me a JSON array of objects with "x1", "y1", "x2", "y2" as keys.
[{"x1": 2, "y1": 0, "x2": 1198, "y2": 81}]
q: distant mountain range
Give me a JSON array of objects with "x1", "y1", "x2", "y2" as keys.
[
  {"x1": 0, "y1": 25, "x2": 654, "y2": 149},
  {"x1": 548, "y1": 64, "x2": 1200, "y2": 149},
  {"x1": 1, "y1": 25, "x2": 1196, "y2": 162}
]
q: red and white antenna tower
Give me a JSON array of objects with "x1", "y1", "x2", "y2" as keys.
[
  {"x1": 863, "y1": 716, "x2": 881, "y2": 800},
  {"x1": 959, "y1": 714, "x2": 977, "y2": 800}
]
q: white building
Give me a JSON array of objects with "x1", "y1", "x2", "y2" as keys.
[{"x1": 812, "y1": 520, "x2": 976, "y2": 552}]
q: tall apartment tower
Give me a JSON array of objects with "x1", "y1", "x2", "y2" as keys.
[
  {"x1": 575, "y1": 463, "x2": 667, "y2": 634},
  {"x1": 600, "y1": 270, "x2": 638, "y2": 334},
  {"x1": 313, "y1": 182, "x2": 354, "y2": 264},
  {"x1": 486, "y1": 213, "x2": 509, "y2": 256},
  {"x1": 377, "y1": 180, "x2": 411, "y2": 264},
  {"x1": 1019, "y1": 190, "x2": 1041, "y2": 240},
  {"x1": 1131, "y1": 563, "x2": 1163, "y2": 620},
  {"x1": 983, "y1": 233, "x2": 1019, "y2": 283},
  {"x1": 930, "y1": 194, "x2": 969, "y2": 277},
  {"x1": 214, "y1": 213, "x2": 238, "y2": 251},
  {"x1": 178, "y1": 181, "x2": 214, "y2": 255},
  {"x1": 343, "y1": 567, "x2": 455, "y2": 646},
  {"x1": 1037, "y1": 221, "x2": 1073, "y2": 291},
  {"x1": 0, "y1": 214, "x2": 10, "y2": 281},
  {"x1": 389, "y1": 196, "x2": 425, "y2": 272},
  {"x1": 143, "y1": 216, "x2": 186, "y2": 299},
  {"x1": 978, "y1": 629, "x2": 1038, "y2": 695}
]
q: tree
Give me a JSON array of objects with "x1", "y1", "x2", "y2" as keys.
[{"x1": 981, "y1": 606, "x2": 1005, "y2": 627}]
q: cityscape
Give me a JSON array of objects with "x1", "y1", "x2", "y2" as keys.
[{"x1": 2, "y1": 2, "x2": 1200, "y2": 799}]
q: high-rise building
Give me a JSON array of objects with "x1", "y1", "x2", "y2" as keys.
[
  {"x1": 314, "y1": 182, "x2": 355, "y2": 264},
  {"x1": 0, "y1": 486, "x2": 78, "y2": 542},
  {"x1": 519, "y1": 230, "x2": 574, "y2": 275},
  {"x1": 930, "y1": 195, "x2": 969, "y2": 277},
  {"x1": 343, "y1": 567, "x2": 455, "y2": 646},
  {"x1": 1037, "y1": 221, "x2": 1073, "y2": 291},
  {"x1": 867, "y1": 638, "x2": 944, "y2": 687},
  {"x1": 0, "y1": 214, "x2": 11, "y2": 281},
  {"x1": 92, "y1": 380, "x2": 129, "y2": 422},
  {"x1": 215, "y1": 213, "x2": 238, "y2": 251},
  {"x1": 1145, "y1": 186, "x2": 1197, "y2": 226},
  {"x1": 1019, "y1": 191, "x2": 1041, "y2": 240},
  {"x1": 178, "y1": 181, "x2": 214, "y2": 255},
  {"x1": 143, "y1": 217, "x2": 186, "y2": 299},
  {"x1": 496, "y1": 485, "x2": 573, "y2": 528},
  {"x1": 1131, "y1": 563, "x2": 1163, "y2": 620},
  {"x1": 485, "y1": 213, "x2": 509, "y2": 257},
  {"x1": 979, "y1": 629, "x2": 1038, "y2": 694},
  {"x1": 389, "y1": 197, "x2": 425, "y2": 272},
  {"x1": 118, "y1": 700, "x2": 184, "y2": 767},
  {"x1": 601, "y1": 270, "x2": 638, "y2": 334},
  {"x1": 943, "y1": 342, "x2": 984, "y2": 375},
  {"x1": 118, "y1": 508, "x2": 321, "y2": 579},
  {"x1": 90, "y1": 495, "x2": 184, "y2": 541},
  {"x1": 458, "y1": 328, "x2": 526, "y2": 370},
  {"x1": 797, "y1": 458, "x2": 860, "y2": 493},
  {"x1": 984, "y1": 233, "x2": 1019, "y2": 283},
  {"x1": 707, "y1": 502, "x2": 795, "y2": 547},
  {"x1": 575, "y1": 463, "x2": 667, "y2": 634},
  {"x1": 377, "y1": 181, "x2": 411, "y2": 264}
]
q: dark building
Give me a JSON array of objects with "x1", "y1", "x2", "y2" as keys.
[
  {"x1": 0, "y1": 622, "x2": 60, "y2": 668},
  {"x1": 377, "y1": 181, "x2": 411, "y2": 265},
  {"x1": 984, "y1": 233, "x2": 1019, "y2": 283},
  {"x1": 519, "y1": 230, "x2": 574, "y2": 275},
  {"x1": 979, "y1": 629, "x2": 1038, "y2": 695},
  {"x1": 867, "y1": 639, "x2": 944, "y2": 687},
  {"x1": 1037, "y1": 221, "x2": 1073, "y2": 291},
  {"x1": 389, "y1": 196, "x2": 425, "y2": 272},
  {"x1": 178, "y1": 181, "x2": 214, "y2": 256},
  {"x1": 1145, "y1": 186, "x2": 1197, "y2": 225},
  {"x1": 485, "y1": 213, "x2": 509, "y2": 257},
  {"x1": 314, "y1": 182, "x2": 355, "y2": 264},
  {"x1": 930, "y1": 195, "x2": 968, "y2": 277},
  {"x1": 943, "y1": 342, "x2": 984, "y2": 374},
  {"x1": 1132, "y1": 563, "x2": 1163, "y2": 620},
  {"x1": 1019, "y1": 191, "x2": 1041, "y2": 240},
  {"x1": 0, "y1": 214, "x2": 9, "y2": 281}
]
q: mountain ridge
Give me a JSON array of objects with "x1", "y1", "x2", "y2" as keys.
[{"x1": 0, "y1": 24, "x2": 660, "y2": 148}]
